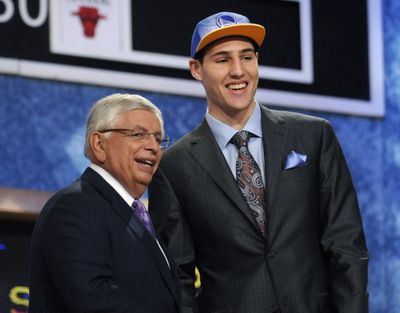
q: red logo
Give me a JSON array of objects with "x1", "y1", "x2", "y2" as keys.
[{"x1": 72, "y1": 6, "x2": 106, "y2": 38}]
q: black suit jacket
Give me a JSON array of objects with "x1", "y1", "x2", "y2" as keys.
[
  {"x1": 149, "y1": 106, "x2": 369, "y2": 313},
  {"x1": 29, "y1": 167, "x2": 181, "y2": 313}
]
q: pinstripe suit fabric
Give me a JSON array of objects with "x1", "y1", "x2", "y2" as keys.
[{"x1": 149, "y1": 105, "x2": 369, "y2": 313}]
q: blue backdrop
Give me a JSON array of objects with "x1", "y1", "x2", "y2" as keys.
[{"x1": 0, "y1": 1, "x2": 399, "y2": 312}]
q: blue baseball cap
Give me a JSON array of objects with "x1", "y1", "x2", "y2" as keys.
[{"x1": 190, "y1": 12, "x2": 266, "y2": 58}]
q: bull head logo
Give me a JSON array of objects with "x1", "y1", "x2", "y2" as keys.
[{"x1": 72, "y1": 6, "x2": 106, "y2": 38}]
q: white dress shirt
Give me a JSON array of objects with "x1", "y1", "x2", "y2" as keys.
[{"x1": 89, "y1": 163, "x2": 170, "y2": 268}]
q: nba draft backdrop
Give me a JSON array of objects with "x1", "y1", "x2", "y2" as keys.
[
  {"x1": 0, "y1": 0, "x2": 384, "y2": 115},
  {"x1": 0, "y1": 1, "x2": 399, "y2": 313}
]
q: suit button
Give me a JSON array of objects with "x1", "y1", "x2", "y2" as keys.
[
  {"x1": 270, "y1": 304, "x2": 280, "y2": 312},
  {"x1": 267, "y1": 251, "x2": 275, "y2": 258}
]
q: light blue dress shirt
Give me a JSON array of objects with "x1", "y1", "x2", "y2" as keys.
[{"x1": 205, "y1": 103, "x2": 266, "y2": 185}]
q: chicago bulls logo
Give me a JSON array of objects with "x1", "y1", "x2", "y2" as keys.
[{"x1": 72, "y1": 6, "x2": 105, "y2": 38}]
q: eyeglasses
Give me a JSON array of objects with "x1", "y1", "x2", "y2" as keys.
[{"x1": 99, "y1": 128, "x2": 171, "y2": 149}]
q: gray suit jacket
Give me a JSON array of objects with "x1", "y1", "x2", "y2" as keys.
[{"x1": 149, "y1": 105, "x2": 369, "y2": 313}]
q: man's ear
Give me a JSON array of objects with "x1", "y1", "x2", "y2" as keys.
[
  {"x1": 90, "y1": 132, "x2": 107, "y2": 163},
  {"x1": 189, "y1": 59, "x2": 203, "y2": 81}
]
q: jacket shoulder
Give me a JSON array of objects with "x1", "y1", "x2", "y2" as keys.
[
  {"x1": 162, "y1": 123, "x2": 204, "y2": 157},
  {"x1": 265, "y1": 107, "x2": 327, "y2": 126}
]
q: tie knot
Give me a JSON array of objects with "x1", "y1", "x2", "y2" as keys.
[
  {"x1": 132, "y1": 199, "x2": 157, "y2": 239},
  {"x1": 132, "y1": 199, "x2": 146, "y2": 213},
  {"x1": 231, "y1": 130, "x2": 252, "y2": 148}
]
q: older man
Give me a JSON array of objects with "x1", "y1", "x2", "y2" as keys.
[{"x1": 29, "y1": 93, "x2": 181, "y2": 313}]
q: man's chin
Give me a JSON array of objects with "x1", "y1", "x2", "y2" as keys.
[{"x1": 137, "y1": 177, "x2": 153, "y2": 189}]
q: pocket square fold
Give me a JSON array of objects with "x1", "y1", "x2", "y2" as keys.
[{"x1": 284, "y1": 151, "x2": 307, "y2": 170}]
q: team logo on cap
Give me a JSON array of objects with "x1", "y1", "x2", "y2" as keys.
[{"x1": 216, "y1": 14, "x2": 237, "y2": 28}]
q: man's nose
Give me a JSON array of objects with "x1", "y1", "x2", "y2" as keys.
[
  {"x1": 229, "y1": 58, "x2": 245, "y2": 77},
  {"x1": 144, "y1": 133, "x2": 161, "y2": 151}
]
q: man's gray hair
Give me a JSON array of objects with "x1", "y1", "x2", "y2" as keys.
[{"x1": 84, "y1": 93, "x2": 164, "y2": 158}]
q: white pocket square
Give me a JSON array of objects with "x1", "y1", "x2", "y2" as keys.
[{"x1": 284, "y1": 151, "x2": 307, "y2": 170}]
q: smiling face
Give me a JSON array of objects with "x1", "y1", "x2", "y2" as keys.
[
  {"x1": 90, "y1": 109, "x2": 162, "y2": 198},
  {"x1": 189, "y1": 36, "x2": 259, "y2": 129}
]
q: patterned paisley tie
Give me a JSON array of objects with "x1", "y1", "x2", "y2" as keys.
[
  {"x1": 231, "y1": 130, "x2": 267, "y2": 236},
  {"x1": 132, "y1": 199, "x2": 157, "y2": 239}
]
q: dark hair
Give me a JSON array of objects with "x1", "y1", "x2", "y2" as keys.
[{"x1": 193, "y1": 36, "x2": 259, "y2": 63}]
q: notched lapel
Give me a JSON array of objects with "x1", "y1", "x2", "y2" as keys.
[
  {"x1": 83, "y1": 168, "x2": 179, "y2": 303},
  {"x1": 188, "y1": 121, "x2": 262, "y2": 233},
  {"x1": 126, "y1": 211, "x2": 180, "y2": 303},
  {"x1": 261, "y1": 107, "x2": 288, "y2": 208}
]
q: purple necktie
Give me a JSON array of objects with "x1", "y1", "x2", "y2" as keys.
[
  {"x1": 132, "y1": 199, "x2": 157, "y2": 239},
  {"x1": 231, "y1": 130, "x2": 267, "y2": 237}
]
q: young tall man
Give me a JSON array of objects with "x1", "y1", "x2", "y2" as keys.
[{"x1": 149, "y1": 12, "x2": 369, "y2": 313}]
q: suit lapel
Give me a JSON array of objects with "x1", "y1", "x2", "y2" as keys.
[
  {"x1": 81, "y1": 168, "x2": 180, "y2": 304},
  {"x1": 158, "y1": 238, "x2": 182, "y2": 296},
  {"x1": 188, "y1": 120, "x2": 261, "y2": 232},
  {"x1": 126, "y1": 215, "x2": 180, "y2": 302},
  {"x1": 260, "y1": 106, "x2": 287, "y2": 209},
  {"x1": 188, "y1": 109, "x2": 288, "y2": 236}
]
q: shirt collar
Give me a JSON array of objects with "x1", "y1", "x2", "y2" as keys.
[
  {"x1": 206, "y1": 102, "x2": 263, "y2": 149},
  {"x1": 90, "y1": 163, "x2": 135, "y2": 207}
]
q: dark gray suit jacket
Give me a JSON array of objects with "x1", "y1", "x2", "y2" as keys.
[
  {"x1": 149, "y1": 106, "x2": 369, "y2": 313},
  {"x1": 29, "y1": 167, "x2": 181, "y2": 313}
]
